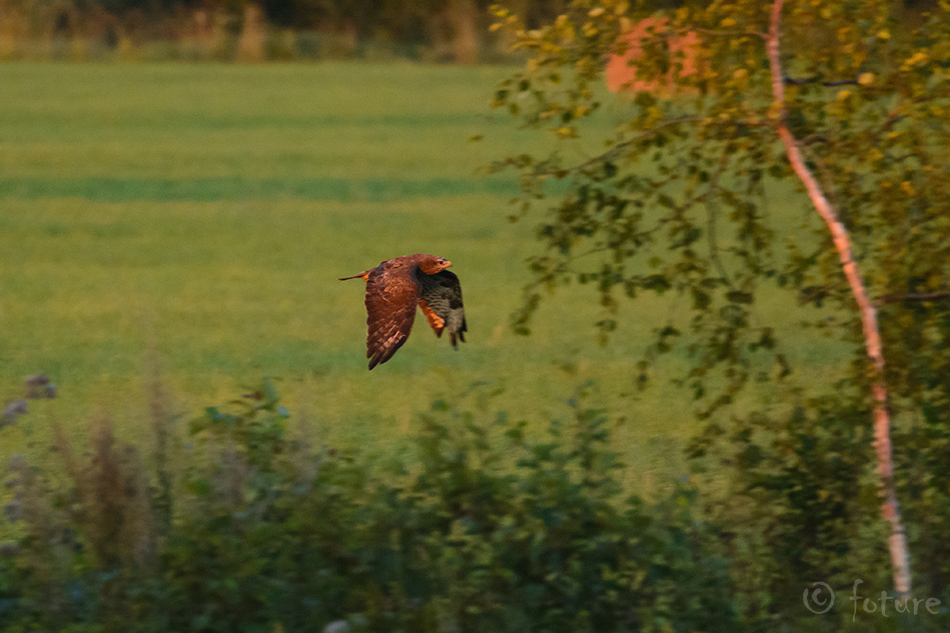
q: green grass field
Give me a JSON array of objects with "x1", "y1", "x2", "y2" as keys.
[{"x1": 0, "y1": 62, "x2": 849, "y2": 495}]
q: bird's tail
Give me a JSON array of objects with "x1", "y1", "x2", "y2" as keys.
[{"x1": 339, "y1": 271, "x2": 371, "y2": 281}]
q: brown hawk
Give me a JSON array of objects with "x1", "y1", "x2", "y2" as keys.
[{"x1": 340, "y1": 254, "x2": 467, "y2": 370}]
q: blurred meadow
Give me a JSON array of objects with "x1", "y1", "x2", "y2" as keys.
[{"x1": 0, "y1": 61, "x2": 844, "y2": 494}]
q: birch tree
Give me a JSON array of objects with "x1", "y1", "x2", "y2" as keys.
[{"x1": 491, "y1": 0, "x2": 950, "y2": 598}]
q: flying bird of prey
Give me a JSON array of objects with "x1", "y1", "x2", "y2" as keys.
[{"x1": 340, "y1": 254, "x2": 467, "y2": 370}]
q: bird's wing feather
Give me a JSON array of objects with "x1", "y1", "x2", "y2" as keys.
[
  {"x1": 418, "y1": 270, "x2": 467, "y2": 347},
  {"x1": 364, "y1": 264, "x2": 422, "y2": 369}
]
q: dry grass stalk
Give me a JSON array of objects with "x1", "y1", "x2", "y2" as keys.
[{"x1": 52, "y1": 415, "x2": 155, "y2": 570}]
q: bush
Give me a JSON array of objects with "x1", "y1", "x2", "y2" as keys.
[
  {"x1": 0, "y1": 378, "x2": 742, "y2": 633},
  {"x1": 7, "y1": 376, "x2": 949, "y2": 631},
  {"x1": 692, "y1": 396, "x2": 950, "y2": 632}
]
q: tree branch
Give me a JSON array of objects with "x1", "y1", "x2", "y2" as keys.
[
  {"x1": 875, "y1": 290, "x2": 950, "y2": 306},
  {"x1": 532, "y1": 116, "x2": 700, "y2": 177},
  {"x1": 783, "y1": 75, "x2": 859, "y2": 87},
  {"x1": 692, "y1": 27, "x2": 767, "y2": 40},
  {"x1": 767, "y1": 0, "x2": 912, "y2": 598}
]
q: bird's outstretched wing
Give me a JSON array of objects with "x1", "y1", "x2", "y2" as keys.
[
  {"x1": 363, "y1": 263, "x2": 421, "y2": 370},
  {"x1": 418, "y1": 270, "x2": 467, "y2": 347}
]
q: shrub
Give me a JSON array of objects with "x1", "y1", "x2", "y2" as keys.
[
  {"x1": 12, "y1": 376, "x2": 950, "y2": 631},
  {"x1": 1, "y1": 378, "x2": 744, "y2": 632}
]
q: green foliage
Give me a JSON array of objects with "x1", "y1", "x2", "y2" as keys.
[
  {"x1": 190, "y1": 377, "x2": 292, "y2": 480},
  {"x1": 4, "y1": 375, "x2": 950, "y2": 631},
  {"x1": 697, "y1": 401, "x2": 886, "y2": 625},
  {"x1": 0, "y1": 378, "x2": 743, "y2": 632},
  {"x1": 408, "y1": 390, "x2": 739, "y2": 632},
  {"x1": 683, "y1": 392, "x2": 950, "y2": 631},
  {"x1": 893, "y1": 400, "x2": 950, "y2": 602},
  {"x1": 491, "y1": 0, "x2": 950, "y2": 416},
  {"x1": 490, "y1": 0, "x2": 950, "y2": 615}
]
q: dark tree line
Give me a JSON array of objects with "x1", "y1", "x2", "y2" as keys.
[
  {"x1": 1, "y1": 0, "x2": 938, "y2": 62},
  {"x1": 0, "y1": 0, "x2": 570, "y2": 62}
]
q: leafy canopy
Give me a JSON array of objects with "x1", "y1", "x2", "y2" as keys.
[{"x1": 491, "y1": 0, "x2": 950, "y2": 417}]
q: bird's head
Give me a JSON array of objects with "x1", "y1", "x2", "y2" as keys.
[{"x1": 419, "y1": 255, "x2": 452, "y2": 275}]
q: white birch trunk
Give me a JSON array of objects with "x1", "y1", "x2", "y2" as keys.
[{"x1": 765, "y1": 0, "x2": 912, "y2": 598}]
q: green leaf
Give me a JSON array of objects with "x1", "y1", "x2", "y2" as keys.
[
  {"x1": 692, "y1": 288, "x2": 711, "y2": 310},
  {"x1": 726, "y1": 290, "x2": 753, "y2": 304}
]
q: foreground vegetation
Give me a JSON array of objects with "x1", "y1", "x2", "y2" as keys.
[
  {"x1": 2, "y1": 375, "x2": 947, "y2": 631},
  {"x1": 2, "y1": 377, "x2": 742, "y2": 632}
]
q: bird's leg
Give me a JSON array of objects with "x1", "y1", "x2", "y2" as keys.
[{"x1": 418, "y1": 300, "x2": 445, "y2": 336}]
